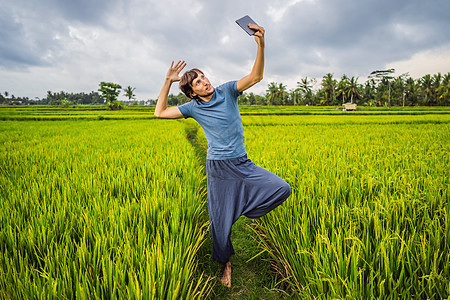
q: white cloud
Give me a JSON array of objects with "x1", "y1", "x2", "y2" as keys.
[
  {"x1": 387, "y1": 44, "x2": 450, "y2": 78},
  {"x1": 220, "y1": 35, "x2": 230, "y2": 45}
]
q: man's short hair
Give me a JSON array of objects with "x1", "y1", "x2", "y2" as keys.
[{"x1": 180, "y1": 68, "x2": 204, "y2": 100}]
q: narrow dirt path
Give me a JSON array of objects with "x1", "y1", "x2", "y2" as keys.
[{"x1": 184, "y1": 122, "x2": 289, "y2": 299}]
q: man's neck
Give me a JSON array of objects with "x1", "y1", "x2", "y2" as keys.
[{"x1": 198, "y1": 91, "x2": 214, "y2": 102}]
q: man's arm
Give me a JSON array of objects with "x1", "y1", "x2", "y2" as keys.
[
  {"x1": 237, "y1": 24, "x2": 265, "y2": 93},
  {"x1": 154, "y1": 60, "x2": 186, "y2": 119}
]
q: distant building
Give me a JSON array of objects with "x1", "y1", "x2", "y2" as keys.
[
  {"x1": 343, "y1": 103, "x2": 357, "y2": 111},
  {"x1": 9, "y1": 100, "x2": 23, "y2": 105}
]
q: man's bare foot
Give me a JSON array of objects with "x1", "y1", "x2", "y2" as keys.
[{"x1": 221, "y1": 261, "x2": 232, "y2": 287}]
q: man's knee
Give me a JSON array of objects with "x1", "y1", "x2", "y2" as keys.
[{"x1": 280, "y1": 181, "x2": 291, "y2": 199}]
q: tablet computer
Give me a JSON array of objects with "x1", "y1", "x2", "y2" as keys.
[{"x1": 236, "y1": 15, "x2": 258, "y2": 35}]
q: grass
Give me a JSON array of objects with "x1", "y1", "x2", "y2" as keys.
[{"x1": 204, "y1": 217, "x2": 288, "y2": 299}]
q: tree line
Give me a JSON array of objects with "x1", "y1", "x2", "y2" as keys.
[
  {"x1": 0, "y1": 90, "x2": 104, "y2": 106},
  {"x1": 239, "y1": 70, "x2": 449, "y2": 107},
  {"x1": 0, "y1": 83, "x2": 142, "y2": 108},
  {"x1": 1, "y1": 70, "x2": 449, "y2": 106}
]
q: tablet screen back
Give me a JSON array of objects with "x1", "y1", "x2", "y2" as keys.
[{"x1": 236, "y1": 15, "x2": 258, "y2": 35}]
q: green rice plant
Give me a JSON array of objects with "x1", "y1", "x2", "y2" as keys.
[
  {"x1": 243, "y1": 115, "x2": 449, "y2": 299},
  {"x1": 0, "y1": 120, "x2": 210, "y2": 299},
  {"x1": 2, "y1": 105, "x2": 449, "y2": 121},
  {"x1": 242, "y1": 113, "x2": 450, "y2": 127}
]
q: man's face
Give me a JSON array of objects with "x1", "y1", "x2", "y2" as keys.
[{"x1": 191, "y1": 72, "x2": 215, "y2": 98}]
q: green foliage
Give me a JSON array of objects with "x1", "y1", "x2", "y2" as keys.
[
  {"x1": 123, "y1": 86, "x2": 136, "y2": 101},
  {"x1": 43, "y1": 90, "x2": 102, "y2": 105},
  {"x1": 239, "y1": 92, "x2": 266, "y2": 105},
  {"x1": 320, "y1": 73, "x2": 337, "y2": 106},
  {"x1": 266, "y1": 82, "x2": 289, "y2": 105},
  {"x1": 297, "y1": 77, "x2": 316, "y2": 105},
  {"x1": 167, "y1": 92, "x2": 189, "y2": 106},
  {"x1": 98, "y1": 82, "x2": 122, "y2": 105},
  {"x1": 107, "y1": 100, "x2": 123, "y2": 111},
  {"x1": 60, "y1": 99, "x2": 71, "y2": 108}
]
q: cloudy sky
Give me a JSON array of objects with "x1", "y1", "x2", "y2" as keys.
[{"x1": 1, "y1": 0, "x2": 449, "y2": 100}]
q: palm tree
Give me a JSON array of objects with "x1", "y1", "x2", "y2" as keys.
[
  {"x1": 393, "y1": 73, "x2": 409, "y2": 107},
  {"x1": 276, "y1": 83, "x2": 287, "y2": 105},
  {"x1": 405, "y1": 77, "x2": 418, "y2": 106},
  {"x1": 347, "y1": 76, "x2": 360, "y2": 104},
  {"x1": 437, "y1": 73, "x2": 450, "y2": 105},
  {"x1": 336, "y1": 74, "x2": 349, "y2": 104},
  {"x1": 248, "y1": 92, "x2": 256, "y2": 105},
  {"x1": 266, "y1": 82, "x2": 278, "y2": 105},
  {"x1": 369, "y1": 69, "x2": 395, "y2": 107},
  {"x1": 432, "y1": 73, "x2": 442, "y2": 104},
  {"x1": 289, "y1": 88, "x2": 301, "y2": 106},
  {"x1": 321, "y1": 73, "x2": 337, "y2": 105},
  {"x1": 297, "y1": 77, "x2": 315, "y2": 105},
  {"x1": 362, "y1": 79, "x2": 377, "y2": 106},
  {"x1": 396, "y1": 77, "x2": 405, "y2": 107},
  {"x1": 419, "y1": 74, "x2": 433, "y2": 105},
  {"x1": 123, "y1": 86, "x2": 136, "y2": 101}
]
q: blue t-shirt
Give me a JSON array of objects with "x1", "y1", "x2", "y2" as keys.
[{"x1": 178, "y1": 81, "x2": 246, "y2": 160}]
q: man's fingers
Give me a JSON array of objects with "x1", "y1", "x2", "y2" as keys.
[
  {"x1": 248, "y1": 23, "x2": 264, "y2": 33},
  {"x1": 177, "y1": 61, "x2": 187, "y2": 73},
  {"x1": 173, "y1": 60, "x2": 182, "y2": 68},
  {"x1": 174, "y1": 60, "x2": 186, "y2": 72}
]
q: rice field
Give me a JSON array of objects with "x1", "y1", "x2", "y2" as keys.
[
  {"x1": 0, "y1": 105, "x2": 449, "y2": 299},
  {"x1": 243, "y1": 116, "x2": 449, "y2": 298},
  {"x1": 0, "y1": 118, "x2": 210, "y2": 299}
]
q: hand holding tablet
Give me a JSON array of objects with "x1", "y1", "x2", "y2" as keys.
[{"x1": 236, "y1": 15, "x2": 259, "y2": 36}]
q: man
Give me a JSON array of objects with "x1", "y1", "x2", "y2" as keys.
[{"x1": 154, "y1": 23, "x2": 291, "y2": 287}]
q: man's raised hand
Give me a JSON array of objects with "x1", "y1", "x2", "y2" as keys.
[
  {"x1": 248, "y1": 24, "x2": 265, "y2": 48},
  {"x1": 166, "y1": 60, "x2": 187, "y2": 83}
]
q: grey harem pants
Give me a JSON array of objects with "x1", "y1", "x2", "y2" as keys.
[{"x1": 206, "y1": 154, "x2": 291, "y2": 264}]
